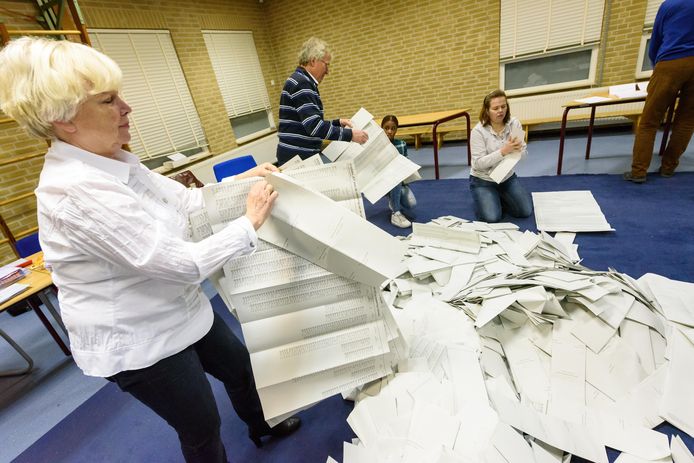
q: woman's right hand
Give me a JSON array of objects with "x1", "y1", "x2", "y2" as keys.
[
  {"x1": 245, "y1": 181, "x2": 278, "y2": 230},
  {"x1": 500, "y1": 136, "x2": 522, "y2": 156}
]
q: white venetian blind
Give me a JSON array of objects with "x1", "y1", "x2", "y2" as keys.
[
  {"x1": 500, "y1": 0, "x2": 605, "y2": 59},
  {"x1": 89, "y1": 29, "x2": 208, "y2": 160},
  {"x1": 202, "y1": 30, "x2": 271, "y2": 118},
  {"x1": 644, "y1": 0, "x2": 665, "y2": 28}
]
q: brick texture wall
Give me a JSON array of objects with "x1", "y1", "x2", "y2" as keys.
[{"x1": 0, "y1": 0, "x2": 656, "y2": 264}]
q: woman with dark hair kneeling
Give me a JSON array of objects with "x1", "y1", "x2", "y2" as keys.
[{"x1": 469, "y1": 89, "x2": 533, "y2": 223}]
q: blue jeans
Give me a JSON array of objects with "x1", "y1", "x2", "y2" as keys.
[
  {"x1": 108, "y1": 312, "x2": 266, "y2": 463},
  {"x1": 389, "y1": 184, "x2": 416, "y2": 216},
  {"x1": 469, "y1": 173, "x2": 533, "y2": 223}
]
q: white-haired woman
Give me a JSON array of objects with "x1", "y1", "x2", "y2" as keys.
[{"x1": 0, "y1": 37, "x2": 299, "y2": 462}]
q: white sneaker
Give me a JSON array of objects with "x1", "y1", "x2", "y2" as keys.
[{"x1": 391, "y1": 211, "x2": 412, "y2": 228}]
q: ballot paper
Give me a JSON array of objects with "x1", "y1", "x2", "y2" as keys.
[
  {"x1": 190, "y1": 160, "x2": 407, "y2": 423},
  {"x1": 323, "y1": 108, "x2": 422, "y2": 203},
  {"x1": 333, "y1": 214, "x2": 694, "y2": 463},
  {"x1": 489, "y1": 125, "x2": 525, "y2": 184},
  {"x1": 532, "y1": 190, "x2": 614, "y2": 232},
  {"x1": 609, "y1": 83, "x2": 647, "y2": 99}
]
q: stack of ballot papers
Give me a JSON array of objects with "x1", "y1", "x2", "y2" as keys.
[
  {"x1": 322, "y1": 108, "x2": 421, "y2": 203},
  {"x1": 189, "y1": 156, "x2": 408, "y2": 425},
  {"x1": 328, "y1": 215, "x2": 694, "y2": 463},
  {"x1": 533, "y1": 190, "x2": 614, "y2": 232}
]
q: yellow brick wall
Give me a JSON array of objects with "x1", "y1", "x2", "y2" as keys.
[
  {"x1": 0, "y1": 0, "x2": 657, "y2": 264},
  {"x1": 264, "y1": 0, "x2": 499, "y2": 129},
  {"x1": 601, "y1": 0, "x2": 648, "y2": 84}
]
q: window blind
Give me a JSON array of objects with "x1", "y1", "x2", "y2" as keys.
[
  {"x1": 644, "y1": 0, "x2": 664, "y2": 28},
  {"x1": 201, "y1": 31, "x2": 271, "y2": 118},
  {"x1": 89, "y1": 29, "x2": 207, "y2": 160},
  {"x1": 500, "y1": 0, "x2": 605, "y2": 59}
]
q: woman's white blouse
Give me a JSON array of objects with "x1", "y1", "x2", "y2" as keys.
[
  {"x1": 36, "y1": 141, "x2": 258, "y2": 377},
  {"x1": 469, "y1": 117, "x2": 527, "y2": 183}
]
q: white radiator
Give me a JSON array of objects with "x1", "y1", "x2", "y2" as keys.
[{"x1": 508, "y1": 87, "x2": 645, "y2": 123}]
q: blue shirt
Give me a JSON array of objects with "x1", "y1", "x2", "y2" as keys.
[{"x1": 649, "y1": 0, "x2": 694, "y2": 64}]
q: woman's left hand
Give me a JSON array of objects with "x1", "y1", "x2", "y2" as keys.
[{"x1": 235, "y1": 162, "x2": 280, "y2": 180}]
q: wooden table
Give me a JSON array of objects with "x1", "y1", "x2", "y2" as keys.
[
  {"x1": 397, "y1": 109, "x2": 471, "y2": 180},
  {"x1": 556, "y1": 92, "x2": 675, "y2": 175},
  {"x1": 0, "y1": 252, "x2": 70, "y2": 376}
]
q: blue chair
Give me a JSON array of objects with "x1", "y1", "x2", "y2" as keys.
[
  {"x1": 213, "y1": 155, "x2": 257, "y2": 182},
  {"x1": 15, "y1": 232, "x2": 41, "y2": 258}
]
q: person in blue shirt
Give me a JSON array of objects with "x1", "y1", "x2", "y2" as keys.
[
  {"x1": 624, "y1": 0, "x2": 694, "y2": 182},
  {"x1": 382, "y1": 115, "x2": 416, "y2": 228}
]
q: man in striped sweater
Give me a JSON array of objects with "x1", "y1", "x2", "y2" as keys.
[{"x1": 276, "y1": 37, "x2": 368, "y2": 166}]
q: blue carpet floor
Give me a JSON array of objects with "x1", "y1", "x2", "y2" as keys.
[{"x1": 12, "y1": 171, "x2": 694, "y2": 463}]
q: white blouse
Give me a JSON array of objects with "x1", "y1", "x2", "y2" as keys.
[
  {"x1": 469, "y1": 116, "x2": 527, "y2": 183},
  {"x1": 36, "y1": 141, "x2": 257, "y2": 377}
]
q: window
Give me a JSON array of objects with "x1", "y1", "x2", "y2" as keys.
[
  {"x1": 499, "y1": 0, "x2": 605, "y2": 95},
  {"x1": 636, "y1": 0, "x2": 664, "y2": 78},
  {"x1": 636, "y1": 35, "x2": 653, "y2": 79},
  {"x1": 202, "y1": 31, "x2": 274, "y2": 144},
  {"x1": 89, "y1": 29, "x2": 208, "y2": 168}
]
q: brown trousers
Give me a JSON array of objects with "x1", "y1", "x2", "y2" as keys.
[{"x1": 631, "y1": 56, "x2": 694, "y2": 176}]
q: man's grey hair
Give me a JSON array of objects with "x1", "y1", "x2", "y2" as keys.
[{"x1": 298, "y1": 37, "x2": 331, "y2": 66}]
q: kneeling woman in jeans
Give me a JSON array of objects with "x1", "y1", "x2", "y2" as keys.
[{"x1": 469, "y1": 89, "x2": 533, "y2": 223}]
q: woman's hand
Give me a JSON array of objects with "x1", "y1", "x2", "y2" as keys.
[
  {"x1": 339, "y1": 118, "x2": 354, "y2": 128},
  {"x1": 500, "y1": 136, "x2": 522, "y2": 156},
  {"x1": 235, "y1": 162, "x2": 279, "y2": 180},
  {"x1": 245, "y1": 181, "x2": 278, "y2": 230}
]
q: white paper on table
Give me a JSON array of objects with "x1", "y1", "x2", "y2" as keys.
[
  {"x1": 606, "y1": 363, "x2": 667, "y2": 429},
  {"x1": 609, "y1": 83, "x2": 647, "y2": 99},
  {"x1": 575, "y1": 96, "x2": 613, "y2": 104}
]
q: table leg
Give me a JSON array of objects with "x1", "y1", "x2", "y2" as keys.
[
  {"x1": 0, "y1": 328, "x2": 34, "y2": 376},
  {"x1": 585, "y1": 106, "x2": 596, "y2": 160},
  {"x1": 464, "y1": 112, "x2": 471, "y2": 166},
  {"x1": 432, "y1": 121, "x2": 442, "y2": 179},
  {"x1": 27, "y1": 296, "x2": 71, "y2": 356},
  {"x1": 37, "y1": 289, "x2": 68, "y2": 336},
  {"x1": 659, "y1": 102, "x2": 676, "y2": 156},
  {"x1": 557, "y1": 107, "x2": 571, "y2": 175}
]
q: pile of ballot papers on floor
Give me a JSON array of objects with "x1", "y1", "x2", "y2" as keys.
[{"x1": 331, "y1": 216, "x2": 694, "y2": 463}]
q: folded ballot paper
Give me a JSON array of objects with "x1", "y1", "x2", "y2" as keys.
[
  {"x1": 329, "y1": 215, "x2": 690, "y2": 463},
  {"x1": 322, "y1": 107, "x2": 421, "y2": 203},
  {"x1": 190, "y1": 159, "x2": 407, "y2": 425}
]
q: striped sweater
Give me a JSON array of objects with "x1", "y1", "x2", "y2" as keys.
[{"x1": 276, "y1": 67, "x2": 353, "y2": 165}]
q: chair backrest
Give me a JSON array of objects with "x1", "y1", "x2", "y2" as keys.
[
  {"x1": 213, "y1": 155, "x2": 257, "y2": 182},
  {"x1": 15, "y1": 232, "x2": 41, "y2": 258}
]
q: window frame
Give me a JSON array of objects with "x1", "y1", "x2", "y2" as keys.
[
  {"x1": 88, "y1": 28, "x2": 209, "y2": 164},
  {"x1": 635, "y1": 32, "x2": 653, "y2": 79},
  {"x1": 500, "y1": 45, "x2": 600, "y2": 96},
  {"x1": 201, "y1": 30, "x2": 275, "y2": 145}
]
